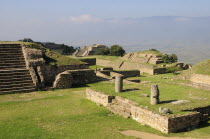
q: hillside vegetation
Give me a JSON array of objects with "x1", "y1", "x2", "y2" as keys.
[
  {"x1": 181, "y1": 59, "x2": 210, "y2": 78},
  {"x1": 138, "y1": 49, "x2": 163, "y2": 56},
  {"x1": 0, "y1": 41, "x2": 84, "y2": 65}
]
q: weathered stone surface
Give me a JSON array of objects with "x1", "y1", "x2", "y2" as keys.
[
  {"x1": 141, "y1": 94, "x2": 149, "y2": 97},
  {"x1": 190, "y1": 74, "x2": 210, "y2": 86},
  {"x1": 53, "y1": 71, "x2": 73, "y2": 89},
  {"x1": 44, "y1": 64, "x2": 89, "y2": 84},
  {"x1": 100, "y1": 67, "x2": 113, "y2": 71},
  {"x1": 172, "y1": 100, "x2": 190, "y2": 105},
  {"x1": 150, "y1": 84, "x2": 160, "y2": 105},
  {"x1": 67, "y1": 69, "x2": 97, "y2": 85},
  {"x1": 159, "y1": 107, "x2": 172, "y2": 114},
  {"x1": 115, "y1": 75, "x2": 123, "y2": 93}
]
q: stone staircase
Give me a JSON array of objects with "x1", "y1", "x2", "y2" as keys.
[{"x1": 0, "y1": 44, "x2": 35, "y2": 94}]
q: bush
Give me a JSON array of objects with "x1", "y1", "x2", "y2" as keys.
[
  {"x1": 162, "y1": 54, "x2": 178, "y2": 63},
  {"x1": 110, "y1": 45, "x2": 125, "y2": 56},
  {"x1": 94, "y1": 47, "x2": 110, "y2": 55},
  {"x1": 62, "y1": 45, "x2": 76, "y2": 55}
]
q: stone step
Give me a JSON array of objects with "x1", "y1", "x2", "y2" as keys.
[
  {"x1": 0, "y1": 88, "x2": 35, "y2": 94},
  {"x1": 0, "y1": 71, "x2": 30, "y2": 76},
  {"x1": 0, "y1": 50, "x2": 22, "y2": 55},
  {"x1": 0, "y1": 63, "x2": 26, "y2": 67},
  {"x1": 0, "y1": 79, "x2": 33, "y2": 85},
  {"x1": 0, "y1": 68, "x2": 28, "y2": 73},
  {"x1": 0, "y1": 60, "x2": 25, "y2": 64},
  {"x1": 0, "y1": 58, "x2": 25, "y2": 61},
  {"x1": 0, "y1": 65, "x2": 26, "y2": 69},
  {"x1": 0, "y1": 82, "x2": 34, "y2": 88},
  {"x1": 0, "y1": 45, "x2": 22, "y2": 48},
  {"x1": 0, "y1": 84, "x2": 34, "y2": 91},
  {"x1": 0, "y1": 86, "x2": 35, "y2": 94},
  {"x1": 0, "y1": 74, "x2": 31, "y2": 79},
  {"x1": 0, "y1": 54, "x2": 24, "y2": 58},
  {"x1": 0, "y1": 52, "x2": 23, "y2": 55},
  {"x1": 0, "y1": 76, "x2": 32, "y2": 81}
]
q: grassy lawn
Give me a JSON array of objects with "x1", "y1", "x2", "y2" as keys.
[
  {"x1": 0, "y1": 83, "x2": 209, "y2": 138},
  {"x1": 89, "y1": 73, "x2": 210, "y2": 115}
]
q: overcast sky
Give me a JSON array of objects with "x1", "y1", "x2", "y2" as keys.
[{"x1": 1, "y1": 0, "x2": 210, "y2": 46}]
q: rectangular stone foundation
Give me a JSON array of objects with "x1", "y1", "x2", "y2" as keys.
[{"x1": 86, "y1": 88, "x2": 206, "y2": 134}]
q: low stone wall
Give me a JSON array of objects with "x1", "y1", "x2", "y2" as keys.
[
  {"x1": 79, "y1": 58, "x2": 96, "y2": 65},
  {"x1": 44, "y1": 64, "x2": 89, "y2": 84},
  {"x1": 86, "y1": 89, "x2": 207, "y2": 133},
  {"x1": 69, "y1": 69, "x2": 97, "y2": 85},
  {"x1": 113, "y1": 70, "x2": 140, "y2": 78},
  {"x1": 53, "y1": 71, "x2": 73, "y2": 89},
  {"x1": 190, "y1": 74, "x2": 210, "y2": 86},
  {"x1": 154, "y1": 68, "x2": 167, "y2": 75},
  {"x1": 168, "y1": 113, "x2": 201, "y2": 133}
]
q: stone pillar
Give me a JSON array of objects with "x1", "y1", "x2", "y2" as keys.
[
  {"x1": 115, "y1": 75, "x2": 123, "y2": 93},
  {"x1": 150, "y1": 84, "x2": 160, "y2": 105}
]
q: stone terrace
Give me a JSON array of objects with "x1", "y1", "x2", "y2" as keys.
[{"x1": 0, "y1": 44, "x2": 35, "y2": 94}]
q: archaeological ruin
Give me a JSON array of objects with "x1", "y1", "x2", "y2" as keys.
[{"x1": 0, "y1": 42, "x2": 210, "y2": 135}]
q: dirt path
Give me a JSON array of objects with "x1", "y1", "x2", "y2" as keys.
[{"x1": 121, "y1": 130, "x2": 209, "y2": 139}]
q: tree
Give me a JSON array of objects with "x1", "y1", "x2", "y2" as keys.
[
  {"x1": 110, "y1": 45, "x2": 125, "y2": 56},
  {"x1": 162, "y1": 54, "x2": 178, "y2": 63},
  {"x1": 94, "y1": 47, "x2": 110, "y2": 55},
  {"x1": 18, "y1": 38, "x2": 34, "y2": 42},
  {"x1": 171, "y1": 54, "x2": 178, "y2": 63},
  {"x1": 62, "y1": 46, "x2": 76, "y2": 55},
  {"x1": 149, "y1": 49, "x2": 159, "y2": 52}
]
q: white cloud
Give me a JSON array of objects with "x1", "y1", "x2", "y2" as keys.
[{"x1": 62, "y1": 14, "x2": 103, "y2": 23}]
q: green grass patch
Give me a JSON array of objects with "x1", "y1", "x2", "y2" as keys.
[
  {"x1": 89, "y1": 73, "x2": 210, "y2": 115},
  {"x1": 182, "y1": 59, "x2": 210, "y2": 76},
  {"x1": 0, "y1": 82, "x2": 209, "y2": 138}
]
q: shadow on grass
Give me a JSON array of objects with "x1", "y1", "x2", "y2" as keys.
[
  {"x1": 123, "y1": 88, "x2": 140, "y2": 92},
  {"x1": 72, "y1": 84, "x2": 90, "y2": 88},
  {"x1": 159, "y1": 100, "x2": 177, "y2": 104}
]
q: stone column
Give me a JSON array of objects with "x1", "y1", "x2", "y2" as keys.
[
  {"x1": 150, "y1": 84, "x2": 160, "y2": 105},
  {"x1": 115, "y1": 75, "x2": 123, "y2": 93}
]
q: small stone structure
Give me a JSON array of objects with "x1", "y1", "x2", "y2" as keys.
[
  {"x1": 53, "y1": 71, "x2": 73, "y2": 89},
  {"x1": 159, "y1": 107, "x2": 171, "y2": 114},
  {"x1": 150, "y1": 84, "x2": 160, "y2": 105},
  {"x1": 86, "y1": 88, "x2": 210, "y2": 133},
  {"x1": 73, "y1": 44, "x2": 107, "y2": 57},
  {"x1": 122, "y1": 52, "x2": 163, "y2": 64},
  {"x1": 115, "y1": 75, "x2": 123, "y2": 93}
]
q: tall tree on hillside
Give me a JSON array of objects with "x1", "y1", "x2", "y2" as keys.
[
  {"x1": 62, "y1": 46, "x2": 76, "y2": 55},
  {"x1": 110, "y1": 45, "x2": 125, "y2": 56}
]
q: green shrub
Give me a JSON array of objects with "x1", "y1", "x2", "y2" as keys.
[{"x1": 110, "y1": 45, "x2": 125, "y2": 56}]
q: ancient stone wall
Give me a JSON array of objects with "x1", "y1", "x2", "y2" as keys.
[
  {"x1": 44, "y1": 64, "x2": 89, "y2": 84},
  {"x1": 190, "y1": 74, "x2": 210, "y2": 86},
  {"x1": 22, "y1": 47, "x2": 46, "y2": 88},
  {"x1": 86, "y1": 89, "x2": 207, "y2": 134},
  {"x1": 113, "y1": 70, "x2": 140, "y2": 78},
  {"x1": 168, "y1": 113, "x2": 201, "y2": 133},
  {"x1": 96, "y1": 59, "x2": 156, "y2": 75},
  {"x1": 68, "y1": 69, "x2": 97, "y2": 85},
  {"x1": 79, "y1": 58, "x2": 96, "y2": 65},
  {"x1": 53, "y1": 71, "x2": 73, "y2": 89},
  {"x1": 154, "y1": 68, "x2": 167, "y2": 75}
]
